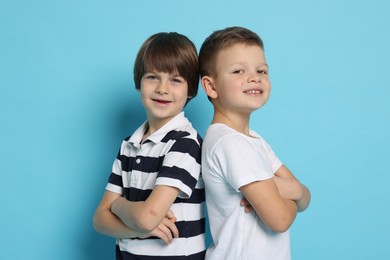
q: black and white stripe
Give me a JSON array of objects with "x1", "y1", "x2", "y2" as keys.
[{"x1": 106, "y1": 113, "x2": 205, "y2": 259}]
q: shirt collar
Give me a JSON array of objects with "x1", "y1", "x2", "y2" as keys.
[{"x1": 129, "y1": 112, "x2": 188, "y2": 146}]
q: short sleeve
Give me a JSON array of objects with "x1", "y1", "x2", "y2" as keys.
[
  {"x1": 105, "y1": 147, "x2": 125, "y2": 195},
  {"x1": 213, "y1": 134, "x2": 275, "y2": 192},
  {"x1": 260, "y1": 138, "x2": 283, "y2": 173},
  {"x1": 155, "y1": 136, "x2": 201, "y2": 198}
]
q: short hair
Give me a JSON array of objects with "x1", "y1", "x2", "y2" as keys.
[
  {"x1": 134, "y1": 32, "x2": 199, "y2": 100},
  {"x1": 199, "y1": 26, "x2": 264, "y2": 78}
]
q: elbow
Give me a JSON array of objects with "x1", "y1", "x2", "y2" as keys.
[
  {"x1": 298, "y1": 188, "x2": 311, "y2": 212},
  {"x1": 134, "y1": 219, "x2": 155, "y2": 233},
  {"x1": 133, "y1": 209, "x2": 161, "y2": 232},
  {"x1": 269, "y1": 221, "x2": 292, "y2": 233},
  {"x1": 266, "y1": 212, "x2": 296, "y2": 233},
  {"x1": 92, "y1": 212, "x2": 104, "y2": 234}
]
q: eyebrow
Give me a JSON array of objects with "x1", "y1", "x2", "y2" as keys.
[{"x1": 227, "y1": 62, "x2": 269, "y2": 68}]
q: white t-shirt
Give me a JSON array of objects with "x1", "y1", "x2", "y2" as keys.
[{"x1": 202, "y1": 123, "x2": 290, "y2": 260}]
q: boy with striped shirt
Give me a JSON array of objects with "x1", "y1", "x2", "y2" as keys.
[{"x1": 93, "y1": 32, "x2": 205, "y2": 259}]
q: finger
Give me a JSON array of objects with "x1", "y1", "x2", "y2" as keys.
[
  {"x1": 163, "y1": 218, "x2": 179, "y2": 238},
  {"x1": 240, "y1": 197, "x2": 249, "y2": 206},
  {"x1": 159, "y1": 223, "x2": 173, "y2": 242},
  {"x1": 151, "y1": 228, "x2": 170, "y2": 245},
  {"x1": 166, "y1": 209, "x2": 175, "y2": 219}
]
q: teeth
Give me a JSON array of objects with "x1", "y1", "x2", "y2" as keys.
[{"x1": 245, "y1": 90, "x2": 262, "y2": 94}]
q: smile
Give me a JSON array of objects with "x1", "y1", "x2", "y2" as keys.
[
  {"x1": 152, "y1": 98, "x2": 171, "y2": 104},
  {"x1": 244, "y1": 89, "x2": 263, "y2": 94}
]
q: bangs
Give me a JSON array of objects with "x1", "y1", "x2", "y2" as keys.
[
  {"x1": 134, "y1": 32, "x2": 199, "y2": 98},
  {"x1": 142, "y1": 37, "x2": 187, "y2": 76}
]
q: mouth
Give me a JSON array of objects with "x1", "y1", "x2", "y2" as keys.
[
  {"x1": 243, "y1": 89, "x2": 264, "y2": 95},
  {"x1": 152, "y1": 98, "x2": 171, "y2": 105}
]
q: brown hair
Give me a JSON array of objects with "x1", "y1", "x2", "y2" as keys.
[
  {"x1": 134, "y1": 32, "x2": 199, "y2": 100},
  {"x1": 199, "y1": 26, "x2": 264, "y2": 78}
]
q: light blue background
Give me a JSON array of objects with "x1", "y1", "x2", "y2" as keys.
[{"x1": 1, "y1": 0, "x2": 389, "y2": 259}]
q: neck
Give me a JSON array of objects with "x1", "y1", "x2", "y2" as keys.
[
  {"x1": 145, "y1": 114, "x2": 174, "y2": 137},
  {"x1": 141, "y1": 120, "x2": 163, "y2": 143},
  {"x1": 212, "y1": 108, "x2": 251, "y2": 135}
]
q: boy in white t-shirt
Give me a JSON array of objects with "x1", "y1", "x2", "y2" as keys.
[{"x1": 199, "y1": 26, "x2": 311, "y2": 259}]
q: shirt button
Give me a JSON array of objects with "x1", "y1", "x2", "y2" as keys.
[{"x1": 136, "y1": 158, "x2": 141, "y2": 164}]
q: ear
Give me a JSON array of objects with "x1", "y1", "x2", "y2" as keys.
[{"x1": 201, "y1": 76, "x2": 218, "y2": 99}]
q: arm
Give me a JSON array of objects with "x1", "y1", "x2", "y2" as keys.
[
  {"x1": 93, "y1": 190, "x2": 178, "y2": 244},
  {"x1": 111, "y1": 134, "x2": 202, "y2": 234},
  {"x1": 273, "y1": 165, "x2": 311, "y2": 212},
  {"x1": 111, "y1": 185, "x2": 180, "y2": 233},
  {"x1": 240, "y1": 166, "x2": 311, "y2": 214},
  {"x1": 240, "y1": 178, "x2": 297, "y2": 233}
]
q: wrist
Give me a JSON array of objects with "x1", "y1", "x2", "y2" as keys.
[
  {"x1": 111, "y1": 196, "x2": 125, "y2": 215},
  {"x1": 292, "y1": 179, "x2": 304, "y2": 202},
  {"x1": 289, "y1": 199, "x2": 298, "y2": 213}
]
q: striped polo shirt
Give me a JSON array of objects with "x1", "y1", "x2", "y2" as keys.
[{"x1": 106, "y1": 112, "x2": 206, "y2": 260}]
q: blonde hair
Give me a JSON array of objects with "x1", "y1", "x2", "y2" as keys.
[{"x1": 199, "y1": 26, "x2": 264, "y2": 78}]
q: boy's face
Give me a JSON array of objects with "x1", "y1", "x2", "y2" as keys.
[
  {"x1": 208, "y1": 43, "x2": 270, "y2": 115},
  {"x1": 140, "y1": 70, "x2": 189, "y2": 128}
]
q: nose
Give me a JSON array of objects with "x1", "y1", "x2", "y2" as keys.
[
  {"x1": 248, "y1": 72, "x2": 261, "y2": 83},
  {"x1": 155, "y1": 81, "x2": 169, "y2": 94}
]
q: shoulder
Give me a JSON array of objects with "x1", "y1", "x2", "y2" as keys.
[
  {"x1": 158, "y1": 123, "x2": 202, "y2": 164},
  {"x1": 164, "y1": 118, "x2": 202, "y2": 148},
  {"x1": 116, "y1": 135, "x2": 132, "y2": 154},
  {"x1": 203, "y1": 124, "x2": 252, "y2": 152},
  {"x1": 162, "y1": 129, "x2": 200, "y2": 148}
]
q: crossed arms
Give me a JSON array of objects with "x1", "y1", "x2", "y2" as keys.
[
  {"x1": 93, "y1": 163, "x2": 310, "y2": 245},
  {"x1": 240, "y1": 165, "x2": 311, "y2": 232},
  {"x1": 93, "y1": 185, "x2": 180, "y2": 245}
]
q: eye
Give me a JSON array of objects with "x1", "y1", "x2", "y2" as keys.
[
  {"x1": 171, "y1": 77, "x2": 185, "y2": 84},
  {"x1": 144, "y1": 73, "x2": 158, "y2": 80},
  {"x1": 258, "y1": 69, "x2": 268, "y2": 75},
  {"x1": 232, "y1": 69, "x2": 244, "y2": 74}
]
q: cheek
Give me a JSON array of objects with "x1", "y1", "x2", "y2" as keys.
[
  {"x1": 178, "y1": 91, "x2": 189, "y2": 104},
  {"x1": 140, "y1": 88, "x2": 150, "y2": 105},
  {"x1": 140, "y1": 93, "x2": 147, "y2": 107},
  {"x1": 231, "y1": 78, "x2": 244, "y2": 88},
  {"x1": 263, "y1": 76, "x2": 271, "y2": 84},
  {"x1": 140, "y1": 83, "x2": 154, "y2": 95},
  {"x1": 174, "y1": 85, "x2": 189, "y2": 99}
]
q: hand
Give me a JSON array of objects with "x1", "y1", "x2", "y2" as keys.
[
  {"x1": 273, "y1": 174, "x2": 302, "y2": 201},
  {"x1": 240, "y1": 197, "x2": 253, "y2": 213},
  {"x1": 274, "y1": 165, "x2": 311, "y2": 212},
  {"x1": 165, "y1": 209, "x2": 177, "y2": 222},
  {"x1": 138, "y1": 209, "x2": 179, "y2": 245}
]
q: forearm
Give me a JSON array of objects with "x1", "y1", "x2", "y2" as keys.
[
  {"x1": 274, "y1": 165, "x2": 311, "y2": 212},
  {"x1": 111, "y1": 196, "x2": 167, "y2": 233},
  {"x1": 241, "y1": 179, "x2": 298, "y2": 233},
  {"x1": 93, "y1": 207, "x2": 144, "y2": 239},
  {"x1": 295, "y1": 184, "x2": 311, "y2": 212},
  {"x1": 110, "y1": 185, "x2": 179, "y2": 233},
  {"x1": 264, "y1": 198, "x2": 297, "y2": 233}
]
